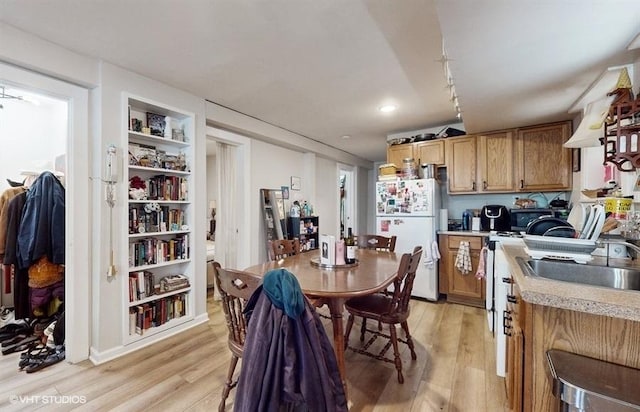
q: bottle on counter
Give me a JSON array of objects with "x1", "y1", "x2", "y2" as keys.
[
  {"x1": 462, "y1": 210, "x2": 471, "y2": 231},
  {"x1": 345, "y1": 227, "x2": 356, "y2": 264}
]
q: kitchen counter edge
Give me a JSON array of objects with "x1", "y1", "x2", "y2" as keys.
[
  {"x1": 437, "y1": 230, "x2": 490, "y2": 237},
  {"x1": 502, "y1": 244, "x2": 640, "y2": 322}
]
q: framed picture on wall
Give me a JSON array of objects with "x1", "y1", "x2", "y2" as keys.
[
  {"x1": 572, "y1": 148, "x2": 581, "y2": 172},
  {"x1": 291, "y1": 176, "x2": 301, "y2": 191}
]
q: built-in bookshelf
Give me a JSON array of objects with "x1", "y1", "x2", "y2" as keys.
[{"x1": 123, "y1": 94, "x2": 195, "y2": 344}]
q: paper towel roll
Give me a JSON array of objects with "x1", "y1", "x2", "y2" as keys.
[{"x1": 439, "y1": 209, "x2": 448, "y2": 231}]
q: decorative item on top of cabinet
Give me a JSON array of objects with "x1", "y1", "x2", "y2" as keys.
[
  {"x1": 437, "y1": 234, "x2": 485, "y2": 307},
  {"x1": 515, "y1": 121, "x2": 572, "y2": 192},
  {"x1": 125, "y1": 94, "x2": 195, "y2": 345}
]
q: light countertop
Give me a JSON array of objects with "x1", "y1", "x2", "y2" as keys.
[
  {"x1": 502, "y1": 244, "x2": 640, "y2": 322},
  {"x1": 437, "y1": 230, "x2": 490, "y2": 237}
]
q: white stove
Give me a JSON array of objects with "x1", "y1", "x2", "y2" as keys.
[{"x1": 486, "y1": 231, "x2": 524, "y2": 377}]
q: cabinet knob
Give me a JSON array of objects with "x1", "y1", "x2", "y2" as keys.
[
  {"x1": 483, "y1": 181, "x2": 487, "y2": 190},
  {"x1": 520, "y1": 179, "x2": 524, "y2": 189},
  {"x1": 472, "y1": 181, "x2": 476, "y2": 191}
]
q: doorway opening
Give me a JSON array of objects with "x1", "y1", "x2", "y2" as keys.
[
  {"x1": 338, "y1": 165, "x2": 356, "y2": 238},
  {"x1": 0, "y1": 62, "x2": 89, "y2": 363}
]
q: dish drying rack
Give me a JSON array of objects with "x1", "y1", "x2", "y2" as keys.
[{"x1": 523, "y1": 235, "x2": 597, "y2": 264}]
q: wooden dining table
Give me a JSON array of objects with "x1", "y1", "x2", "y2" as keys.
[{"x1": 244, "y1": 248, "x2": 402, "y2": 393}]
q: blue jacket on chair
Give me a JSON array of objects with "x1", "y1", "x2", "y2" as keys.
[{"x1": 235, "y1": 268, "x2": 347, "y2": 412}]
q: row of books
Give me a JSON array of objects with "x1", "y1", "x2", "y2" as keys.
[
  {"x1": 128, "y1": 293, "x2": 187, "y2": 335},
  {"x1": 129, "y1": 175, "x2": 189, "y2": 201},
  {"x1": 128, "y1": 272, "x2": 191, "y2": 302},
  {"x1": 129, "y1": 234, "x2": 189, "y2": 268},
  {"x1": 129, "y1": 205, "x2": 186, "y2": 234}
]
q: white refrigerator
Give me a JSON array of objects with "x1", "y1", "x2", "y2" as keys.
[{"x1": 375, "y1": 178, "x2": 440, "y2": 301}]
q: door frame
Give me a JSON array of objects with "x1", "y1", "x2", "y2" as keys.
[
  {"x1": 0, "y1": 62, "x2": 90, "y2": 363},
  {"x1": 337, "y1": 164, "x2": 357, "y2": 237},
  {"x1": 206, "y1": 126, "x2": 251, "y2": 270}
]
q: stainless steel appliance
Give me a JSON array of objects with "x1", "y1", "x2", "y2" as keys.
[
  {"x1": 510, "y1": 208, "x2": 569, "y2": 232},
  {"x1": 480, "y1": 205, "x2": 511, "y2": 231},
  {"x1": 375, "y1": 178, "x2": 440, "y2": 300}
]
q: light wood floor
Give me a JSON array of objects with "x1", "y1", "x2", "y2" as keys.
[{"x1": 0, "y1": 291, "x2": 508, "y2": 411}]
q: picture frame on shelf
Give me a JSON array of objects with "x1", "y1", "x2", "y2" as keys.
[
  {"x1": 146, "y1": 112, "x2": 166, "y2": 137},
  {"x1": 291, "y1": 176, "x2": 301, "y2": 191}
]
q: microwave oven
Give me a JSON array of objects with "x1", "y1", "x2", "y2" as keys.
[{"x1": 510, "y1": 208, "x2": 568, "y2": 232}]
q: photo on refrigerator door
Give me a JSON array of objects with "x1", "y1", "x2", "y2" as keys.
[
  {"x1": 385, "y1": 199, "x2": 396, "y2": 214},
  {"x1": 380, "y1": 219, "x2": 390, "y2": 232}
]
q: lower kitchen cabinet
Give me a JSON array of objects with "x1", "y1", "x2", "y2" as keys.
[{"x1": 438, "y1": 234, "x2": 485, "y2": 307}]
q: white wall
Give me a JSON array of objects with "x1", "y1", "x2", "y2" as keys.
[
  {"x1": 90, "y1": 62, "x2": 207, "y2": 360},
  {"x1": 0, "y1": 90, "x2": 67, "y2": 191}
]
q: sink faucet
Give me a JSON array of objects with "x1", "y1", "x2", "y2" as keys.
[{"x1": 596, "y1": 238, "x2": 640, "y2": 266}]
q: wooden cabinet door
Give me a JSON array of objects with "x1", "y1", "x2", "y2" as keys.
[
  {"x1": 442, "y1": 235, "x2": 485, "y2": 307},
  {"x1": 515, "y1": 122, "x2": 572, "y2": 191},
  {"x1": 446, "y1": 136, "x2": 478, "y2": 193},
  {"x1": 447, "y1": 248, "x2": 483, "y2": 298},
  {"x1": 387, "y1": 144, "x2": 414, "y2": 169},
  {"x1": 415, "y1": 140, "x2": 445, "y2": 166},
  {"x1": 479, "y1": 130, "x2": 515, "y2": 192}
]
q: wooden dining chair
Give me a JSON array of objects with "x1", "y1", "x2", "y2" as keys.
[
  {"x1": 343, "y1": 246, "x2": 422, "y2": 383},
  {"x1": 270, "y1": 238, "x2": 301, "y2": 261},
  {"x1": 356, "y1": 234, "x2": 397, "y2": 252},
  {"x1": 212, "y1": 262, "x2": 262, "y2": 411}
]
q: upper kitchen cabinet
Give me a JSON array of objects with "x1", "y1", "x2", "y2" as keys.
[
  {"x1": 415, "y1": 140, "x2": 445, "y2": 166},
  {"x1": 478, "y1": 130, "x2": 516, "y2": 192},
  {"x1": 447, "y1": 132, "x2": 516, "y2": 194},
  {"x1": 515, "y1": 121, "x2": 572, "y2": 192},
  {"x1": 387, "y1": 143, "x2": 415, "y2": 169},
  {"x1": 446, "y1": 135, "x2": 477, "y2": 192},
  {"x1": 387, "y1": 140, "x2": 446, "y2": 169}
]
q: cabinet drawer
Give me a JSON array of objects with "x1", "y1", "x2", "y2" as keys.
[{"x1": 448, "y1": 236, "x2": 483, "y2": 250}]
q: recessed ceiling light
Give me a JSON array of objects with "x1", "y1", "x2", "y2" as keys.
[
  {"x1": 378, "y1": 104, "x2": 397, "y2": 113},
  {"x1": 341, "y1": 135, "x2": 351, "y2": 139}
]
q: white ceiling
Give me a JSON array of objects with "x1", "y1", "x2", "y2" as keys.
[{"x1": 1, "y1": 0, "x2": 639, "y2": 162}]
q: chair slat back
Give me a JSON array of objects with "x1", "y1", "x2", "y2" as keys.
[
  {"x1": 357, "y1": 235, "x2": 397, "y2": 252},
  {"x1": 270, "y1": 239, "x2": 301, "y2": 260},
  {"x1": 213, "y1": 262, "x2": 262, "y2": 346},
  {"x1": 389, "y1": 246, "x2": 423, "y2": 315}
]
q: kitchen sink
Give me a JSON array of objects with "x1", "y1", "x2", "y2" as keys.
[{"x1": 517, "y1": 257, "x2": 640, "y2": 291}]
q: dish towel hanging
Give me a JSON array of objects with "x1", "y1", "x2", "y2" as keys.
[
  {"x1": 455, "y1": 241, "x2": 472, "y2": 275},
  {"x1": 423, "y1": 240, "x2": 441, "y2": 268},
  {"x1": 475, "y1": 246, "x2": 488, "y2": 279}
]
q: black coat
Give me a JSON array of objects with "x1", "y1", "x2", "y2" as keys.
[
  {"x1": 235, "y1": 286, "x2": 347, "y2": 412},
  {"x1": 17, "y1": 172, "x2": 65, "y2": 269}
]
